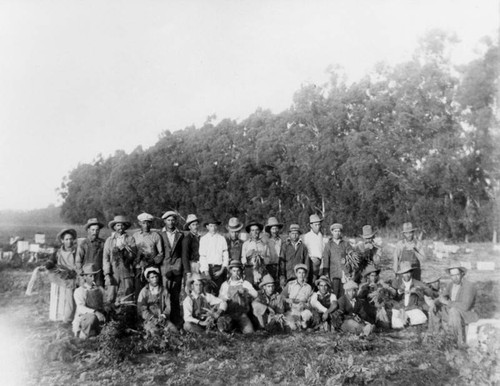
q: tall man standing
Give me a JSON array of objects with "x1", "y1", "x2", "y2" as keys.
[
  {"x1": 158, "y1": 210, "x2": 184, "y2": 327},
  {"x1": 241, "y1": 220, "x2": 269, "y2": 286},
  {"x1": 103, "y1": 215, "x2": 136, "y2": 304},
  {"x1": 76, "y1": 218, "x2": 106, "y2": 287},
  {"x1": 393, "y1": 222, "x2": 425, "y2": 281},
  {"x1": 225, "y1": 217, "x2": 244, "y2": 262},
  {"x1": 263, "y1": 217, "x2": 284, "y2": 280},
  {"x1": 278, "y1": 224, "x2": 310, "y2": 287},
  {"x1": 302, "y1": 214, "x2": 325, "y2": 284},
  {"x1": 132, "y1": 213, "x2": 164, "y2": 299},
  {"x1": 199, "y1": 218, "x2": 229, "y2": 293}
]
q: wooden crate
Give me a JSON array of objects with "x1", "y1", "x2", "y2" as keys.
[{"x1": 49, "y1": 283, "x2": 68, "y2": 321}]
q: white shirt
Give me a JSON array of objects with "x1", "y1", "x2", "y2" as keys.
[
  {"x1": 450, "y1": 284, "x2": 461, "y2": 301},
  {"x1": 303, "y1": 231, "x2": 325, "y2": 259},
  {"x1": 310, "y1": 292, "x2": 338, "y2": 313},
  {"x1": 241, "y1": 239, "x2": 269, "y2": 265},
  {"x1": 182, "y1": 293, "x2": 227, "y2": 324},
  {"x1": 403, "y1": 279, "x2": 412, "y2": 307},
  {"x1": 218, "y1": 279, "x2": 258, "y2": 301},
  {"x1": 199, "y1": 233, "x2": 229, "y2": 273}
]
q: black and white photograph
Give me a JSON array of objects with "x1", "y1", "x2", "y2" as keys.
[{"x1": 0, "y1": 0, "x2": 499, "y2": 384}]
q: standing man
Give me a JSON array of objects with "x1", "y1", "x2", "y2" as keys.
[
  {"x1": 76, "y1": 218, "x2": 105, "y2": 287},
  {"x1": 103, "y1": 215, "x2": 136, "y2": 304},
  {"x1": 241, "y1": 220, "x2": 269, "y2": 286},
  {"x1": 225, "y1": 217, "x2": 244, "y2": 262},
  {"x1": 182, "y1": 214, "x2": 201, "y2": 277},
  {"x1": 263, "y1": 217, "x2": 284, "y2": 280},
  {"x1": 158, "y1": 210, "x2": 184, "y2": 327},
  {"x1": 321, "y1": 223, "x2": 357, "y2": 298},
  {"x1": 199, "y1": 218, "x2": 229, "y2": 292},
  {"x1": 132, "y1": 213, "x2": 164, "y2": 299},
  {"x1": 278, "y1": 224, "x2": 310, "y2": 287},
  {"x1": 393, "y1": 222, "x2": 425, "y2": 280},
  {"x1": 302, "y1": 214, "x2": 325, "y2": 284},
  {"x1": 356, "y1": 225, "x2": 383, "y2": 270}
]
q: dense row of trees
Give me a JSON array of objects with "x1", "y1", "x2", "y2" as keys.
[{"x1": 60, "y1": 31, "x2": 499, "y2": 241}]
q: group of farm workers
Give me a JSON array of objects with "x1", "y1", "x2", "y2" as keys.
[{"x1": 34, "y1": 212, "x2": 478, "y2": 344}]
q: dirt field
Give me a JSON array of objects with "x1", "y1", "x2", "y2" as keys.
[{"x1": 0, "y1": 239, "x2": 498, "y2": 385}]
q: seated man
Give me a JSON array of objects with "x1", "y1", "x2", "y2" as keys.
[
  {"x1": 310, "y1": 275, "x2": 338, "y2": 331},
  {"x1": 73, "y1": 263, "x2": 110, "y2": 339},
  {"x1": 137, "y1": 267, "x2": 178, "y2": 336},
  {"x1": 391, "y1": 261, "x2": 433, "y2": 328},
  {"x1": 358, "y1": 265, "x2": 395, "y2": 329},
  {"x1": 282, "y1": 264, "x2": 314, "y2": 331},
  {"x1": 219, "y1": 260, "x2": 258, "y2": 334},
  {"x1": 252, "y1": 274, "x2": 286, "y2": 331},
  {"x1": 183, "y1": 273, "x2": 228, "y2": 334},
  {"x1": 431, "y1": 265, "x2": 479, "y2": 344},
  {"x1": 335, "y1": 280, "x2": 374, "y2": 336}
]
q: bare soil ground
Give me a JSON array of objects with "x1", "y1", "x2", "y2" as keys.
[{"x1": 0, "y1": 240, "x2": 499, "y2": 385}]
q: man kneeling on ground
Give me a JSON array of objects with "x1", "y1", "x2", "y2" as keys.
[
  {"x1": 73, "y1": 263, "x2": 110, "y2": 339},
  {"x1": 183, "y1": 273, "x2": 228, "y2": 334},
  {"x1": 334, "y1": 280, "x2": 375, "y2": 336},
  {"x1": 137, "y1": 267, "x2": 178, "y2": 336},
  {"x1": 252, "y1": 274, "x2": 286, "y2": 331}
]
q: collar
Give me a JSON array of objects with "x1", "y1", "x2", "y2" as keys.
[
  {"x1": 287, "y1": 238, "x2": 302, "y2": 245},
  {"x1": 162, "y1": 227, "x2": 179, "y2": 234}
]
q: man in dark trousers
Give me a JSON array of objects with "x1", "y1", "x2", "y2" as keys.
[
  {"x1": 76, "y1": 218, "x2": 106, "y2": 287},
  {"x1": 158, "y1": 210, "x2": 184, "y2": 327},
  {"x1": 278, "y1": 224, "x2": 310, "y2": 287}
]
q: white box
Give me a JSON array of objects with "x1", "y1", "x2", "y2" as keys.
[
  {"x1": 34, "y1": 233, "x2": 46, "y2": 244},
  {"x1": 477, "y1": 262, "x2": 495, "y2": 271}
]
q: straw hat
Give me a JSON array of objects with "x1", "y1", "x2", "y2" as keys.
[
  {"x1": 343, "y1": 280, "x2": 359, "y2": 290},
  {"x1": 264, "y1": 217, "x2": 284, "y2": 233},
  {"x1": 108, "y1": 215, "x2": 131, "y2": 230},
  {"x1": 161, "y1": 211, "x2": 178, "y2": 220},
  {"x1": 57, "y1": 228, "x2": 77, "y2": 241},
  {"x1": 315, "y1": 275, "x2": 332, "y2": 288},
  {"x1": 228, "y1": 260, "x2": 243, "y2": 270},
  {"x1": 84, "y1": 218, "x2": 104, "y2": 230},
  {"x1": 226, "y1": 217, "x2": 244, "y2": 232},
  {"x1": 259, "y1": 274, "x2": 276, "y2": 288},
  {"x1": 184, "y1": 214, "x2": 200, "y2": 230},
  {"x1": 361, "y1": 225, "x2": 376, "y2": 239},
  {"x1": 445, "y1": 264, "x2": 467, "y2": 275}
]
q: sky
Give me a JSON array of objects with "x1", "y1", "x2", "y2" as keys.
[{"x1": 0, "y1": 0, "x2": 498, "y2": 211}]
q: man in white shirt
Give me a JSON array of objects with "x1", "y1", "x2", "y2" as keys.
[
  {"x1": 302, "y1": 214, "x2": 325, "y2": 283},
  {"x1": 199, "y1": 218, "x2": 229, "y2": 293}
]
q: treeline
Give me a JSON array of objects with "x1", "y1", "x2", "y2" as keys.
[{"x1": 60, "y1": 31, "x2": 499, "y2": 241}]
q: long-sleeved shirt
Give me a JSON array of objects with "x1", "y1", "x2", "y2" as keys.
[
  {"x1": 241, "y1": 239, "x2": 269, "y2": 265},
  {"x1": 137, "y1": 285, "x2": 171, "y2": 321},
  {"x1": 265, "y1": 236, "x2": 283, "y2": 265},
  {"x1": 282, "y1": 280, "x2": 313, "y2": 305},
  {"x1": 302, "y1": 231, "x2": 325, "y2": 259},
  {"x1": 132, "y1": 230, "x2": 163, "y2": 268},
  {"x1": 183, "y1": 293, "x2": 227, "y2": 324},
  {"x1": 218, "y1": 278, "x2": 258, "y2": 301},
  {"x1": 393, "y1": 239, "x2": 425, "y2": 272},
  {"x1": 321, "y1": 239, "x2": 354, "y2": 280},
  {"x1": 75, "y1": 237, "x2": 105, "y2": 273},
  {"x1": 103, "y1": 232, "x2": 136, "y2": 278},
  {"x1": 199, "y1": 233, "x2": 229, "y2": 273},
  {"x1": 279, "y1": 239, "x2": 310, "y2": 281},
  {"x1": 72, "y1": 283, "x2": 107, "y2": 333},
  {"x1": 182, "y1": 232, "x2": 200, "y2": 273}
]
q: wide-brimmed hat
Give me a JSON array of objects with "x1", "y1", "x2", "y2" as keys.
[
  {"x1": 84, "y1": 218, "x2": 104, "y2": 230},
  {"x1": 108, "y1": 215, "x2": 132, "y2": 230},
  {"x1": 288, "y1": 224, "x2": 302, "y2": 234},
  {"x1": 226, "y1": 217, "x2": 244, "y2": 232},
  {"x1": 361, "y1": 225, "x2": 376, "y2": 239},
  {"x1": 397, "y1": 261, "x2": 415, "y2": 274},
  {"x1": 402, "y1": 222, "x2": 418, "y2": 233},
  {"x1": 294, "y1": 263, "x2": 309, "y2": 274},
  {"x1": 245, "y1": 220, "x2": 264, "y2": 233},
  {"x1": 184, "y1": 214, "x2": 200, "y2": 230},
  {"x1": 228, "y1": 260, "x2": 243, "y2": 270},
  {"x1": 185, "y1": 273, "x2": 207, "y2": 293},
  {"x1": 423, "y1": 272, "x2": 441, "y2": 284},
  {"x1": 81, "y1": 263, "x2": 101, "y2": 275},
  {"x1": 445, "y1": 264, "x2": 467, "y2": 275},
  {"x1": 264, "y1": 217, "x2": 284, "y2": 233},
  {"x1": 144, "y1": 266, "x2": 160, "y2": 279},
  {"x1": 57, "y1": 228, "x2": 77, "y2": 241},
  {"x1": 343, "y1": 280, "x2": 359, "y2": 290},
  {"x1": 330, "y1": 223, "x2": 343, "y2": 231},
  {"x1": 203, "y1": 218, "x2": 222, "y2": 227},
  {"x1": 259, "y1": 274, "x2": 276, "y2": 288},
  {"x1": 363, "y1": 265, "x2": 381, "y2": 277},
  {"x1": 137, "y1": 213, "x2": 155, "y2": 222},
  {"x1": 161, "y1": 210, "x2": 178, "y2": 220},
  {"x1": 315, "y1": 275, "x2": 332, "y2": 287},
  {"x1": 309, "y1": 214, "x2": 323, "y2": 224}
]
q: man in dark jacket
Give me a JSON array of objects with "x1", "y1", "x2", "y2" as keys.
[
  {"x1": 182, "y1": 214, "x2": 201, "y2": 277},
  {"x1": 278, "y1": 224, "x2": 310, "y2": 287},
  {"x1": 158, "y1": 210, "x2": 184, "y2": 326}
]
